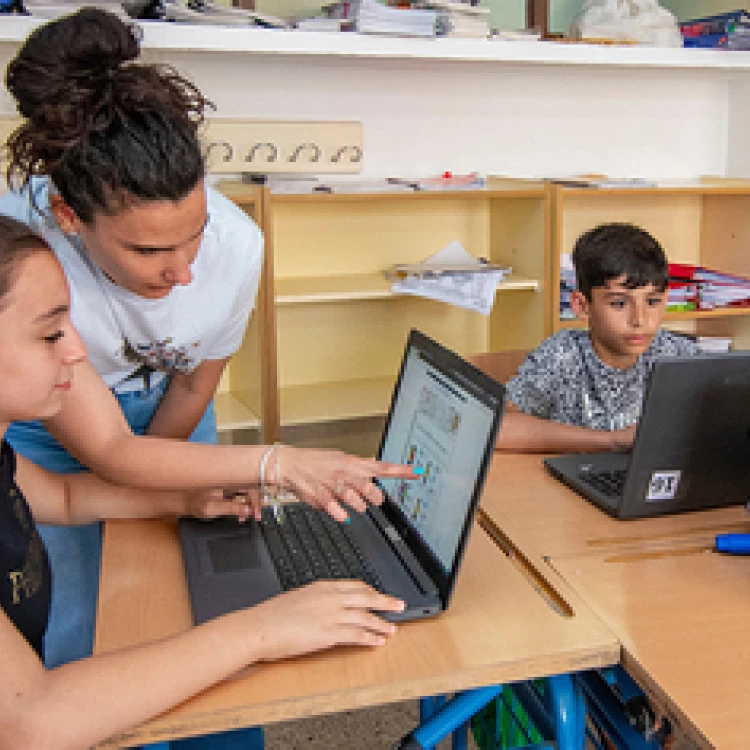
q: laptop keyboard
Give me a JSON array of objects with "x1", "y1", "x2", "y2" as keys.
[
  {"x1": 259, "y1": 504, "x2": 384, "y2": 592},
  {"x1": 577, "y1": 468, "x2": 627, "y2": 499}
]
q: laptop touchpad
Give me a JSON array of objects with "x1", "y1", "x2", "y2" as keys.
[{"x1": 208, "y1": 534, "x2": 261, "y2": 573}]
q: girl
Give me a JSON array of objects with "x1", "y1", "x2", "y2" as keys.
[
  {"x1": 0, "y1": 7, "x2": 394, "y2": 688},
  {"x1": 0, "y1": 214, "x2": 407, "y2": 750}
]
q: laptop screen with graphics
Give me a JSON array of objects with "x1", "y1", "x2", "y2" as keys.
[{"x1": 376, "y1": 330, "x2": 504, "y2": 602}]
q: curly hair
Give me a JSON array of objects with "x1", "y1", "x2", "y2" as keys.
[{"x1": 5, "y1": 7, "x2": 215, "y2": 223}]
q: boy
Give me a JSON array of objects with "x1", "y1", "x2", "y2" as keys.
[{"x1": 496, "y1": 223, "x2": 699, "y2": 453}]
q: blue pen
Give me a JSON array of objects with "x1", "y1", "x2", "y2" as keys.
[{"x1": 715, "y1": 533, "x2": 750, "y2": 555}]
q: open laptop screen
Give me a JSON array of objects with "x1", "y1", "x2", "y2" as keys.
[{"x1": 377, "y1": 332, "x2": 501, "y2": 578}]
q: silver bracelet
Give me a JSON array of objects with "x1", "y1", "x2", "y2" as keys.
[
  {"x1": 258, "y1": 444, "x2": 277, "y2": 507},
  {"x1": 272, "y1": 443, "x2": 285, "y2": 523}
]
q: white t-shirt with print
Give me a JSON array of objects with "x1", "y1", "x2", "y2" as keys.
[{"x1": 0, "y1": 179, "x2": 263, "y2": 393}]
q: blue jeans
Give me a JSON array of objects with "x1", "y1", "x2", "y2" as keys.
[{"x1": 6, "y1": 379, "x2": 263, "y2": 750}]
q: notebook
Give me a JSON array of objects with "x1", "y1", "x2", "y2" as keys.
[
  {"x1": 179, "y1": 329, "x2": 506, "y2": 624},
  {"x1": 544, "y1": 353, "x2": 750, "y2": 519}
]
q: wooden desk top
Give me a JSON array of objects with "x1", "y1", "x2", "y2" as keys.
[
  {"x1": 553, "y1": 550, "x2": 750, "y2": 750},
  {"x1": 480, "y1": 454, "x2": 750, "y2": 750},
  {"x1": 95, "y1": 517, "x2": 618, "y2": 748},
  {"x1": 481, "y1": 454, "x2": 750, "y2": 561}
]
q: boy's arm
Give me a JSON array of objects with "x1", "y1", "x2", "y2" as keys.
[
  {"x1": 495, "y1": 404, "x2": 637, "y2": 454},
  {"x1": 14, "y1": 454, "x2": 250, "y2": 526}
]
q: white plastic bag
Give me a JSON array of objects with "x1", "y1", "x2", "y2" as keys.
[{"x1": 569, "y1": 0, "x2": 682, "y2": 47}]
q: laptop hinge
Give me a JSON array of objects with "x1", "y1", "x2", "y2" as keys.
[{"x1": 368, "y1": 507, "x2": 437, "y2": 597}]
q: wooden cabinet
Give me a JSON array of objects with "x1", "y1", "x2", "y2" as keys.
[
  {"x1": 217, "y1": 177, "x2": 750, "y2": 447},
  {"x1": 218, "y1": 179, "x2": 550, "y2": 446},
  {"x1": 212, "y1": 183, "x2": 271, "y2": 441},
  {"x1": 549, "y1": 179, "x2": 750, "y2": 347}
]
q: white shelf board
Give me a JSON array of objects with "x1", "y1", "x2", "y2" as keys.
[
  {"x1": 280, "y1": 377, "x2": 394, "y2": 426},
  {"x1": 4, "y1": 17, "x2": 750, "y2": 72},
  {"x1": 214, "y1": 391, "x2": 260, "y2": 432},
  {"x1": 275, "y1": 272, "x2": 538, "y2": 305}
]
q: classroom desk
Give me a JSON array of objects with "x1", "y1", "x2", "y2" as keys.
[
  {"x1": 553, "y1": 548, "x2": 750, "y2": 750},
  {"x1": 479, "y1": 454, "x2": 750, "y2": 750},
  {"x1": 94, "y1": 517, "x2": 618, "y2": 748},
  {"x1": 482, "y1": 453, "x2": 750, "y2": 561}
]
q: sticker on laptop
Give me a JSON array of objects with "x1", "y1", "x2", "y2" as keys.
[{"x1": 646, "y1": 471, "x2": 681, "y2": 502}]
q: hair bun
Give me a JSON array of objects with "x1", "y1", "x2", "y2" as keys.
[{"x1": 6, "y1": 7, "x2": 140, "y2": 118}]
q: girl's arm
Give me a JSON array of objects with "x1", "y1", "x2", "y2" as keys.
[
  {"x1": 495, "y1": 404, "x2": 637, "y2": 454},
  {"x1": 0, "y1": 580, "x2": 404, "y2": 750},
  {"x1": 147, "y1": 358, "x2": 228, "y2": 439},
  {"x1": 15, "y1": 454, "x2": 250, "y2": 526},
  {"x1": 41, "y1": 360, "x2": 418, "y2": 520}
]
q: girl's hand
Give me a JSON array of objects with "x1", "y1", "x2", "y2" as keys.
[
  {"x1": 276, "y1": 446, "x2": 421, "y2": 522},
  {"x1": 247, "y1": 580, "x2": 405, "y2": 661},
  {"x1": 184, "y1": 488, "x2": 257, "y2": 522}
]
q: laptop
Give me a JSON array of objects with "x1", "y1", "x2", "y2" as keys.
[
  {"x1": 179, "y1": 329, "x2": 506, "y2": 624},
  {"x1": 544, "y1": 353, "x2": 750, "y2": 520}
]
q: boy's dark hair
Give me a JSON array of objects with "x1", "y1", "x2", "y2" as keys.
[
  {"x1": 0, "y1": 215, "x2": 50, "y2": 310},
  {"x1": 5, "y1": 7, "x2": 214, "y2": 223},
  {"x1": 572, "y1": 223, "x2": 668, "y2": 300}
]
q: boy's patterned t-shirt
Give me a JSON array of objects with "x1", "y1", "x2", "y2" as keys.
[{"x1": 506, "y1": 329, "x2": 700, "y2": 430}]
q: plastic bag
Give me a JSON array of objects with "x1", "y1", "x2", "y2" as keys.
[{"x1": 569, "y1": 0, "x2": 682, "y2": 47}]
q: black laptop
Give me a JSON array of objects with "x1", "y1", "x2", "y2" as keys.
[
  {"x1": 544, "y1": 353, "x2": 750, "y2": 519},
  {"x1": 179, "y1": 329, "x2": 505, "y2": 624}
]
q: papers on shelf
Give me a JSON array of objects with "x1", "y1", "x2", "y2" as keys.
[
  {"x1": 357, "y1": 0, "x2": 437, "y2": 38},
  {"x1": 388, "y1": 241, "x2": 510, "y2": 316},
  {"x1": 669, "y1": 263, "x2": 750, "y2": 310},
  {"x1": 548, "y1": 176, "x2": 657, "y2": 189}
]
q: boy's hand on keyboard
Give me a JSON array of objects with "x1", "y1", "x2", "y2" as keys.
[
  {"x1": 278, "y1": 447, "x2": 421, "y2": 523},
  {"x1": 610, "y1": 423, "x2": 637, "y2": 452},
  {"x1": 249, "y1": 580, "x2": 405, "y2": 660}
]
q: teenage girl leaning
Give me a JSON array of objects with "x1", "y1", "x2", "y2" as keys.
[
  {"x1": 0, "y1": 5, "x2": 406, "y2": 682},
  {"x1": 0, "y1": 214, "x2": 407, "y2": 749}
]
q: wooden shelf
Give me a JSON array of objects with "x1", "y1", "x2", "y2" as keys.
[
  {"x1": 214, "y1": 391, "x2": 260, "y2": 432},
  {"x1": 280, "y1": 378, "x2": 395, "y2": 427},
  {"x1": 275, "y1": 273, "x2": 539, "y2": 305}
]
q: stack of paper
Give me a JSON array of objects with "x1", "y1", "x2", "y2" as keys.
[
  {"x1": 389, "y1": 241, "x2": 510, "y2": 316},
  {"x1": 695, "y1": 336, "x2": 733, "y2": 353},
  {"x1": 559, "y1": 254, "x2": 577, "y2": 320},
  {"x1": 357, "y1": 0, "x2": 437, "y2": 38},
  {"x1": 666, "y1": 279, "x2": 698, "y2": 312},
  {"x1": 419, "y1": 1, "x2": 490, "y2": 38}
]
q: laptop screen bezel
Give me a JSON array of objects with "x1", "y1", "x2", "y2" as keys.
[{"x1": 374, "y1": 329, "x2": 506, "y2": 607}]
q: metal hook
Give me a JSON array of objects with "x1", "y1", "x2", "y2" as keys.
[
  {"x1": 247, "y1": 142, "x2": 278, "y2": 163},
  {"x1": 207, "y1": 140, "x2": 233, "y2": 163},
  {"x1": 330, "y1": 145, "x2": 363, "y2": 164},
  {"x1": 288, "y1": 143, "x2": 321, "y2": 163}
]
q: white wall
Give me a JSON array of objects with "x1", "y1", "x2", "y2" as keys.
[{"x1": 138, "y1": 49, "x2": 729, "y2": 180}]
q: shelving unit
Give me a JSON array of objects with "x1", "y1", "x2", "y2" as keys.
[
  {"x1": 216, "y1": 178, "x2": 750, "y2": 445},
  {"x1": 222, "y1": 179, "x2": 549, "y2": 447},
  {"x1": 212, "y1": 184, "x2": 269, "y2": 438},
  {"x1": 550, "y1": 179, "x2": 750, "y2": 348}
]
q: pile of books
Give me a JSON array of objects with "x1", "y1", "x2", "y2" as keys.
[
  {"x1": 559, "y1": 254, "x2": 577, "y2": 320},
  {"x1": 356, "y1": 0, "x2": 437, "y2": 37},
  {"x1": 680, "y1": 10, "x2": 750, "y2": 49},
  {"x1": 669, "y1": 263, "x2": 750, "y2": 311},
  {"x1": 417, "y1": 0, "x2": 491, "y2": 39}
]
